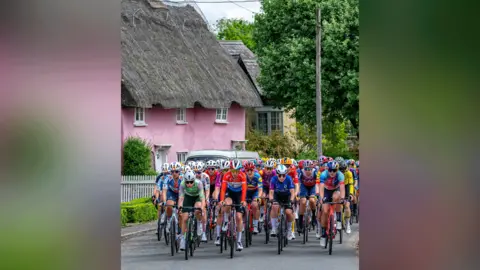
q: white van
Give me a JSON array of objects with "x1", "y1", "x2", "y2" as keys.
[{"x1": 185, "y1": 150, "x2": 260, "y2": 163}]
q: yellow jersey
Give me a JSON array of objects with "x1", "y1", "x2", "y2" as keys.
[{"x1": 343, "y1": 169, "x2": 354, "y2": 195}]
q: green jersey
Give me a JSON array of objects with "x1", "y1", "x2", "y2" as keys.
[{"x1": 179, "y1": 179, "x2": 205, "y2": 199}]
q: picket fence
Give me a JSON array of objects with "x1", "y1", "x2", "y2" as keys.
[{"x1": 121, "y1": 175, "x2": 156, "y2": 202}]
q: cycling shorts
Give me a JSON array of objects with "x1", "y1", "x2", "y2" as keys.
[
  {"x1": 166, "y1": 190, "x2": 179, "y2": 202},
  {"x1": 246, "y1": 190, "x2": 259, "y2": 201},
  {"x1": 181, "y1": 194, "x2": 201, "y2": 213},
  {"x1": 299, "y1": 184, "x2": 316, "y2": 198},
  {"x1": 225, "y1": 190, "x2": 245, "y2": 214},
  {"x1": 273, "y1": 192, "x2": 292, "y2": 210},
  {"x1": 323, "y1": 188, "x2": 340, "y2": 203}
]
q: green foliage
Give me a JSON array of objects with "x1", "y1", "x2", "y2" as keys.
[
  {"x1": 215, "y1": 18, "x2": 256, "y2": 52},
  {"x1": 246, "y1": 130, "x2": 297, "y2": 158},
  {"x1": 122, "y1": 202, "x2": 157, "y2": 224},
  {"x1": 121, "y1": 208, "x2": 128, "y2": 226},
  {"x1": 122, "y1": 136, "x2": 155, "y2": 175},
  {"x1": 253, "y1": 0, "x2": 359, "y2": 131},
  {"x1": 121, "y1": 197, "x2": 152, "y2": 206}
]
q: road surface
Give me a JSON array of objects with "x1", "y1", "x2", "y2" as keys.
[{"x1": 122, "y1": 223, "x2": 359, "y2": 270}]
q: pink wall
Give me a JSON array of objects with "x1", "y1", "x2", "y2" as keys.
[{"x1": 122, "y1": 103, "x2": 246, "y2": 163}]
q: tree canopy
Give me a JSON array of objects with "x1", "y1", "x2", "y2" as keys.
[
  {"x1": 215, "y1": 18, "x2": 256, "y2": 52},
  {"x1": 253, "y1": 0, "x2": 359, "y2": 133}
]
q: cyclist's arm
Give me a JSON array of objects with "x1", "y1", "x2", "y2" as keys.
[
  {"x1": 198, "y1": 182, "x2": 206, "y2": 209},
  {"x1": 178, "y1": 184, "x2": 185, "y2": 208},
  {"x1": 257, "y1": 175, "x2": 263, "y2": 198},
  {"x1": 338, "y1": 172, "x2": 346, "y2": 199},
  {"x1": 219, "y1": 175, "x2": 227, "y2": 202},
  {"x1": 241, "y1": 175, "x2": 247, "y2": 202},
  {"x1": 162, "y1": 186, "x2": 168, "y2": 203}
]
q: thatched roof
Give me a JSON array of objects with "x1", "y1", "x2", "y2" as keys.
[
  {"x1": 121, "y1": 0, "x2": 263, "y2": 108},
  {"x1": 219, "y1": 40, "x2": 262, "y2": 95}
]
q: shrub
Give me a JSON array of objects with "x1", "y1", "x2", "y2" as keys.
[
  {"x1": 246, "y1": 130, "x2": 297, "y2": 158},
  {"x1": 121, "y1": 208, "x2": 128, "y2": 226},
  {"x1": 123, "y1": 136, "x2": 155, "y2": 175},
  {"x1": 122, "y1": 202, "x2": 157, "y2": 223},
  {"x1": 121, "y1": 197, "x2": 152, "y2": 206}
]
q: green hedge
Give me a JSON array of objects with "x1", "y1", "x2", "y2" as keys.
[
  {"x1": 121, "y1": 202, "x2": 157, "y2": 225},
  {"x1": 121, "y1": 208, "x2": 128, "y2": 226},
  {"x1": 121, "y1": 197, "x2": 152, "y2": 207}
]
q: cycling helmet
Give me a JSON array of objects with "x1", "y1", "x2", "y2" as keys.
[
  {"x1": 327, "y1": 161, "x2": 339, "y2": 171},
  {"x1": 265, "y1": 160, "x2": 275, "y2": 168},
  {"x1": 162, "y1": 163, "x2": 170, "y2": 172},
  {"x1": 276, "y1": 164, "x2": 288, "y2": 175},
  {"x1": 348, "y1": 159, "x2": 356, "y2": 166},
  {"x1": 303, "y1": 160, "x2": 314, "y2": 168},
  {"x1": 277, "y1": 159, "x2": 283, "y2": 165},
  {"x1": 230, "y1": 159, "x2": 242, "y2": 170},
  {"x1": 193, "y1": 162, "x2": 204, "y2": 172},
  {"x1": 355, "y1": 161, "x2": 359, "y2": 168},
  {"x1": 298, "y1": 160, "x2": 304, "y2": 169},
  {"x1": 244, "y1": 161, "x2": 255, "y2": 171},
  {"x1": 291, "y1": 159, "x2": 298, "y2": 167},
  {"x1": 334, "y1": 157, "x2": 344, "y2": 163},
  {"x1": 187, "y1": 161, "x2": 195, "y2": 168},
  {"x1": 220, "y1": 160, "x2": 230, "y2": 170},
  {"x1": 184, "y1": 165, "x2": 192, "y2": 172},
  {"x1": 283, "y1": 157, "x2": 292, "y2": 165},
  {"x1": 339, "y1": 160, "x2": 348, "y2": 171},
  {"x1": 206, "y1": 160, "x2": 216, "y2": 168},
  {"x1": 183, "y1": 171, "x2": 196, "y2": 182},
  {"x1": 170, "y1": 162, "x2": 182, "y2": 171}
]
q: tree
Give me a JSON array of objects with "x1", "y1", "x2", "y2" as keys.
[
  {"x1": 215, "y1": 18, "x2": 256, "y2": 52},
  {"x1": 253, "y1": 0, "x2": 359, "y2": 133}
]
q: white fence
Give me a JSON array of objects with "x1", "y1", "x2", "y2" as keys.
[{"x1": 121, "y1": 175, "x2": 156, "y2": 203}]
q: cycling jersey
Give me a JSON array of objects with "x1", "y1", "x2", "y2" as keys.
[
  {"x1": 342, "y1": 169, "x2": 354, "y2": 196},
  {"x1": 215, "y1": 171, "x2": 227, "y2": 188},
  {"x1": 298, "y1": 169, "x2": 319, "y2": 187},
  {"x1": 261, "y1": 169, "x2": 276, "y2": 189},
  {"x1": 179, "y1": 179, "x2": 205, "y2": 199},
  {"x1": 163, "y1": 175, "x2": 182, "y2": 193},
  {"x1": 246, "y1": 172, "x2": 262, "y2": 191},
  {"x1": 319, "y1": 170, "x2": 345, "y2": 190},
  {"x1": 288, "y1": 165, "x2": 299, "y2": 184},
  {"x1": 195, "y1": 172, "x2": 210, "y2": 192},
  {"x1": 270, "y1": 175, "x2": 295, "y2": 195},
  {"x1": 220, "y1": 171, "x2": 247, "y2": 202},
  {"x1": 205, "y1": 170, "x2": 218, "y2": 186},
  {"x1": 349, "y1": 167, "x2": 358, "y2": 181}
]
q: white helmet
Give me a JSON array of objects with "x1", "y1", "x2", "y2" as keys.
[
  {"x1": 183, "y1": 171, "x2": 196, "y2": 181},
  {"x1": 206, "y1": 160, "x2": 216, "y2": 168},
  {"x1": 184, "y1": 165, "x2": 192, "y2": 172},
  {"x1": 196, "y1": 161, "x2": 205, "y2": 168},
  {"x1": 276, "y1": 164, "x2": 288, "y2": 175},
  {"x1": 265, "y1": 160, "x2": 275, "y2": 168},
  {"x1": 220, "y1": 160, "x2": 230, "y2": 170},
  {"x1": 170, "y1": 162, "x2": 182, "y2": 171},
  {"x1": 187, "y1": 161, "x2": 195, "y2": 168},
  {"x1": 162, "y1": 163, "x2": 170, "y2": 172},
  {"x1": 230, "y1": 159, "x2": 242, "y2": 170},
  {"x1": 193, "y1": 162, "x2": 204, "y2": 172},
  {"x1": 292, "y1": 159, "x2": 298, "y2": 166}
]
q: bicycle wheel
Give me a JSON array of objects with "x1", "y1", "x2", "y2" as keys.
[
  {"x1": 264, "y1": 210, "x2": 270, "y2": 244},
  {"x1": 157, "y1": 217, "x2": 162, "y2": 242},
  {"x1": 185, "y1": 229, "x2": 190, "y2": 260},
  {"x1": 245, "y1": 210, "x2": 250, "y2": 248},
  {"x1": 229, "y1": 216, "x2": 235, "y2": 258},
  {"x1": 190, "y1": 219, "x2": 195, "y2": 257},
  {"x1": 303, "y1": 213, "x2": 308, "y2": 244},
  {"x1": 220, "y1": 231, "x2": 224, "y2": 253},
  {"x1": 339, "y1": 215, "x2": 343, "y2": 244},
  {"x1": 278, "y1": 215, "x2": 283, "y2": 254},
  {"x1": 328, "y1": 215, "x2": 334, "y2": 255},
  {"x1": 356, "y1": 203, "x2": 359, "y2": 223},
  {"x1": 169, "y1": 219, "x2": 175, "y2": 256}
]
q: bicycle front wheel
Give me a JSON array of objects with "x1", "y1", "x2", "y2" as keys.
[
  {"x1": 170, "y1": 219, "x2": 176, "y2": 256},
  {"x1": 328, "y1": 215, "x2": 334, "y2": 255}
]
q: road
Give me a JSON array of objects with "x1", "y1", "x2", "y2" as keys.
[{"x1": 122, "y1": 223, "x2": 358, "y2": 270}]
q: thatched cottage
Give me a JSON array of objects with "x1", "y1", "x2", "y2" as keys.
[{"x1": 121, "y1": 0, "x2": 263, "y2": 170}]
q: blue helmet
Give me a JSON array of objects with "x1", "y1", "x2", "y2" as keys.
[{"x1": 327, "y1": 161, "x2": 339, "y2": 171}]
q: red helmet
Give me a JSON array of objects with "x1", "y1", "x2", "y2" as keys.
[
  {"x1": 298, "y1": 160, "x2": 304, "y2": 169},
  {"x1": 328, "y1": 157, "x2": 334, "y2": 162},
  {"x1": 244, "y1": 161, "x2": 255, "y2": 171}
]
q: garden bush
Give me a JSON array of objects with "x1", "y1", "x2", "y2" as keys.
[
  {"x1": 122, "y1": 202, "x2": 157, "y2": 224},
  {"x1": 246, "y1": 130, "x2": 297, "y2": 158},
  {"x1": 123, "y1": 136, "x2": 156, "y2": 175},
  {"x1": 121, "y1": 208, "x2": 128, "y2": 226}
]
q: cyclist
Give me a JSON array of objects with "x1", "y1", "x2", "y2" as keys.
[
  {"x1": 269, "y1": 164, "x2": 295, "y2": 240},
  {"x1": 162, "y1": 162, "x2": 183, "y2": 235},
  {"x1": 339, "y1": 160, "x2": 353, "y2": 234},
  {"x1": 218, "y1": 159, "x2": 247, "y2": 251},
  {"x1": 192, "y1": 162, "x2": 210, "y2": 242},
  {"x1": 153, "y1": 163, "x2": 170, "y2": 221},
  {"x1": 259, "y1": 159, "x2": 276, "y2": 222},
  {"x1": 244, "y1": 161, "x2": 263, "y2": 234},
  {"x1": 178, "y1": 171, "x2": 206, "y2": 251},
  {"x1": 213, "y1": 160, "x2": 231, "y2": 245},
  {"x1": 297, "y1": 160, "x2": 319, "y2": 234},
  {"x1": 318, "y1": 161, "x2": 345, "y2": 246}
]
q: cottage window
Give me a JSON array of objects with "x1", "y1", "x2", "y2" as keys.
[
  {"x1": 134, "y1": 107, "x2": 147, "y2": 126},
  {"x1": 176, "y1": 108, "x2": 187, "y2": 124},
  {"x1": 255, "y1": 110, "x2": 284, "y2": 135},
  {"x1": 177, "y1": 152, "x2": 187, "y2": 163},
  {"x1": 215, "y1": 108, "x2": 228, "y2": 123}
]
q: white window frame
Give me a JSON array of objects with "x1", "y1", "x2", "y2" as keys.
[
  {"x1": 176, "y1": 108, "x2": 187, "y2": 124},
  {"x1": 176, "y1": 152, "x2": 187, "y2": 163},
  {"x1": 215, "y1": 108, "x2": 228, "y2": 123},
  {"x1": 134, "y1": 107, "x2": 147, "y2": 126}
]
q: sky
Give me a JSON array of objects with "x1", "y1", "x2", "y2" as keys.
[{"x1": 165, "y1": 1, "x2": 262, "y2": 28}]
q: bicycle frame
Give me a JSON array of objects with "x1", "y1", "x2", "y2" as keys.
[{"x1": 322, "y1": 201, "x2": 344, "y2": 255}]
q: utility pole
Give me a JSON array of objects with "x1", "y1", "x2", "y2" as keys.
[{"x1": 315, "y1": 7, "x2": 322, "y2": 158}]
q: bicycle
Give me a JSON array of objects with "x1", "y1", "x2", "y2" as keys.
[
  {"x1": 301, "y1": 197, "x2": 314, "y2": 244},
  {"x1": 322, "y1": 200, "x2": 345, "y2": 255},
  {"x1": 206, "y1": 199, "x2": 218, "y2": 241},
  {"x1": 220, "y1": 203, "x2": 243, "y2": 258},
  {"x1": 262, "y1": 197, "x2": 271, "y2": 244},
  {"x1": 180, "y1": 206, "x2": 203, "y2": 260},
  {"x1": 154, "y1": 202, "x2": 166, "y2": 243},
  {"x1": 244, "y1": 198, "x2": 255, "y2": 248},
  {"x1": 271, "y1": 201, "x2": 291, "y2": 255},
  {"x1": 163, "y1": 203, "x2": 180, "y2": 256}
]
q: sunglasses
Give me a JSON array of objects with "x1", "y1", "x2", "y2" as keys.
[
  {"x1": 246, "y1": 169, "x2": 254, "y2": 172},
  {"x1": 195, "y1": 171, "x2": 202, "y2": 174},
  {"x1": 328, "y1": 169, "x2": 337, "y2": 173},
  {"x1": 185, "y1": 181, "x2": 194, "y2": 185},
  {"x1": 278, "y1": 174, "x2": 286, "y2": 178},
  {"x1": 172, "y1": 170, "x2": 180, "y2": 174},
  {"x1": 231, "y1": 169, "x2": 239, "y2": 173},
  {"x1": 208, "y1": 168, "x2": 215, "y2": 171},
  {"x1": 265, "y1": 167, "x2": 272, "y2": 170},
  {"x1": 304, "y1": 168, "x2": 312, "y2": 171}
]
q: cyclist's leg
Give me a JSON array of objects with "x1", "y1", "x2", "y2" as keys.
[
  {"x1": 284, "y1": 198, "x2": 295, "y2": 239},
  {"x1": 194, "y1": 199, "x2": 203, "y2": 237},
  {"x1": 270, "y1": 192, "x2": 280, "y2": 235},
  {"x1": 298, "y1": 184, "x2": 308, "y2": 230},
  {"x1": 307, "y1": 187, "x2": 317, "y2": 221},
  {"x1": 250, "y1": 191, "x2": 260, "y2": 231},
  {"x1": 332, "y1": 190, "x2": 342, "y2": 227},
  {"x1": 320, "y1": 189, "x2": 333, "y2": 243}
]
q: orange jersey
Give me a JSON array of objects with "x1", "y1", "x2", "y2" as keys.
[
  {"x1": 288, "y1": 165, "x2": 298, "y2": 184},
  {"x1": 220, "y1": 171, "x2": 247, "y2": 202}
]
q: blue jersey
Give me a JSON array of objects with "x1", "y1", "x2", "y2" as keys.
[
  {"x1": 270, "y1": 175, "x2": 295, "y2": 195},
  {"x1": 319, "y1": 170, "x2": 344, "y2": 190},
  {"x1": 246, "y1": 172, "x2": 262, "y2": 191},
  {"x1": 298, "y1": 170, "x2": 319, "y2": 187},
  {"x1": 156, "y1": 173, "x2": 170, "y2": 190},
  {"x1": 163, "y1": 175, "x2": 182, "y2": 194}
]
